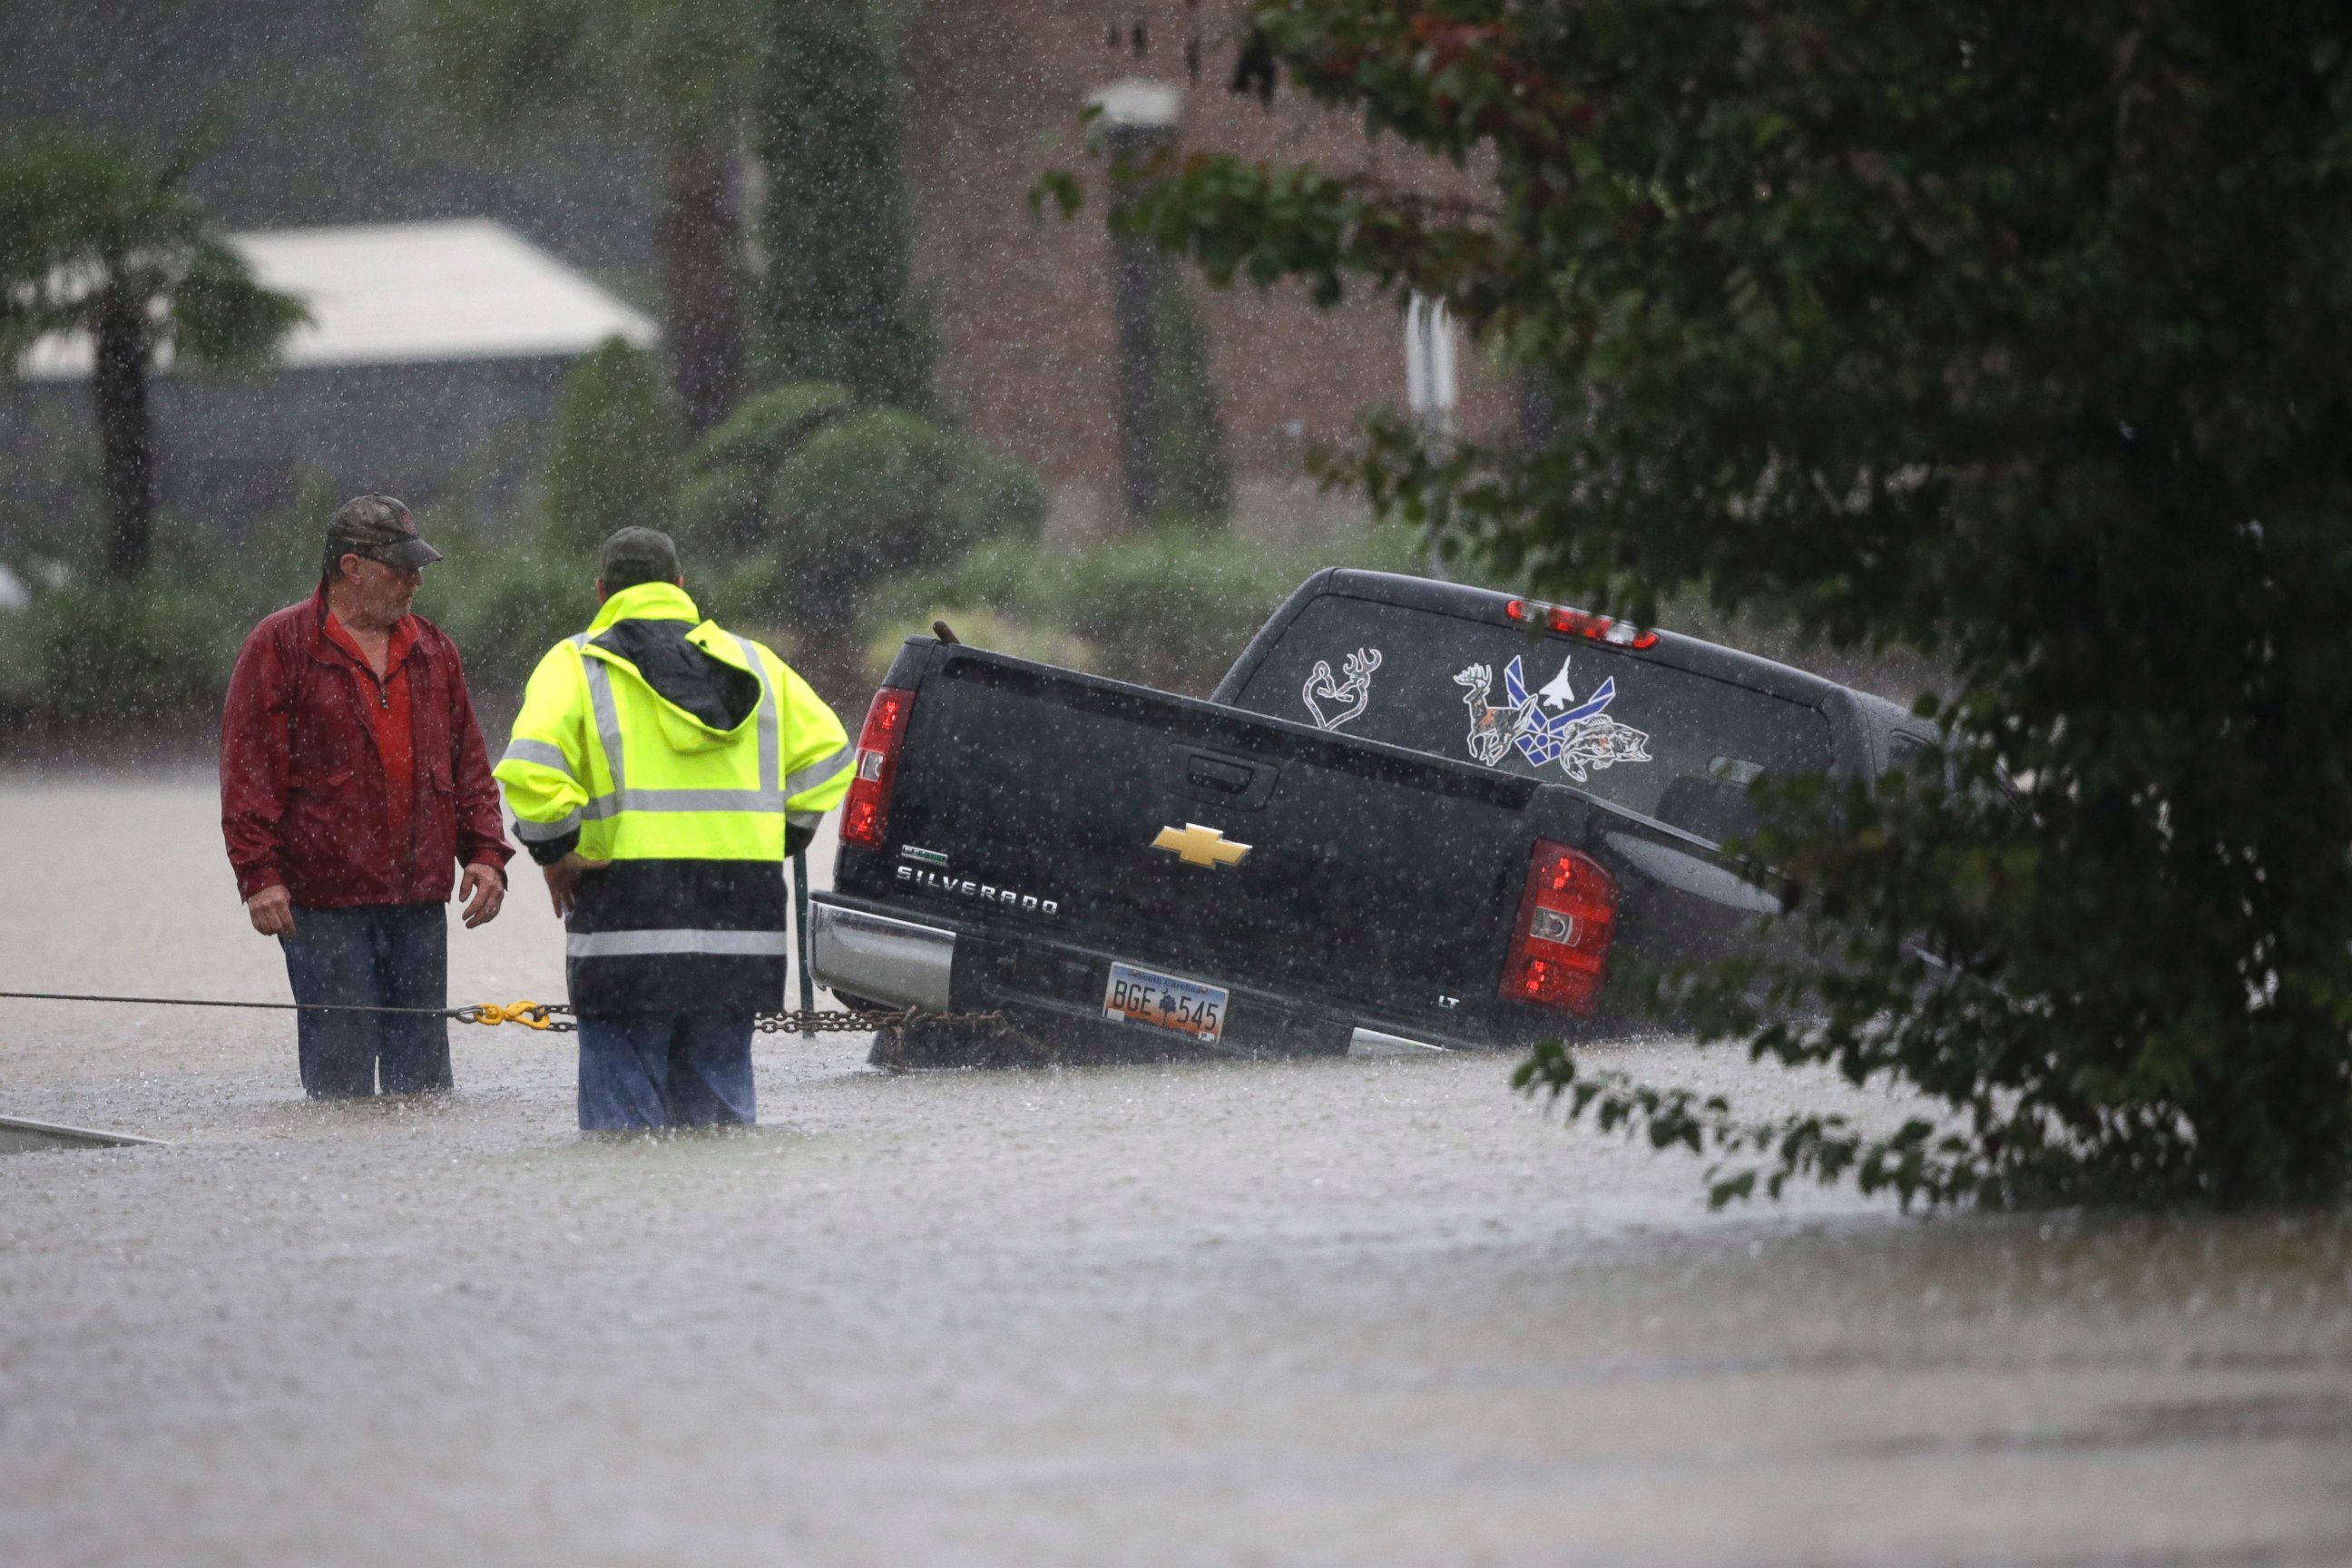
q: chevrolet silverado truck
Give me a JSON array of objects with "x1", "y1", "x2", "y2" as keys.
[{"x1": 808, "y1": 569, "x2": 1927, "y2": 1063}]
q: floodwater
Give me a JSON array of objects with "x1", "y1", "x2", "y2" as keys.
[{"x1": 2, "y1": 777, "x2": 2347, "y2": 1566}]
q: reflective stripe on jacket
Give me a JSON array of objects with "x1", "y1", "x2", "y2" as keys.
[{"x1": 492, "y1": 583, "x2": 853, "y2": 1016}]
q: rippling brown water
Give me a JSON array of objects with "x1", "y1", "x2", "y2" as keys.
[{"x1": 3, "y1": 777, "x2": 2347, "y2": 1564}]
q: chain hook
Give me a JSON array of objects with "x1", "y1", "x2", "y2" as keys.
[{"x1": 458, "y1": 999, "x2": 558, "y2": 1030}]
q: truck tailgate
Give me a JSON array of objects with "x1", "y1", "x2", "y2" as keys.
[{"x1": 859, "y1": 650, "x2": 1544, "y2": 1023}]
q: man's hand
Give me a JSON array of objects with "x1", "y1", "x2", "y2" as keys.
[
  {"x1": 458, "y1": 863, "x2": 506, "y2": 928},
  {"x1": 245, "y1": 885, "x2": 297, "y2": 937},
  {"x1": 541, "y1": 852, "x2": 612, "y2": 919}
]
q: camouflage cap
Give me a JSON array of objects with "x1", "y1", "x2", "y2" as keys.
[{"x1": 325, "y1": 495, "x2": 442, "y2": 573}]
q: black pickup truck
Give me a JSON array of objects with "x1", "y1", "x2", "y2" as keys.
[{"x1": 808, "y1": 569, "x2": 1926, "y2": 1063}]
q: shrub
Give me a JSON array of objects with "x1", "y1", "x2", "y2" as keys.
[
  {"x1": 405, "y1": 541, "x2": 593, "y2": 701},
  {"x1": 0, "y1": 484, "x2": 606, "y2": 754},
  {"x1": 865, "y1": 523, "x2": 1422, "y2": 695},
  {"x1": 671, "y1": 381, "x2": 857, "y2": 558},
  {"x1": 0, "y1": 573, "x2": 275, "y2": 740},
  {"x1": 859, "y1": 605, "x2": 1095, "y2": 685},
  {"x1": 768, "y1": 410, "x2": 1041, "y2": 580},
  {"x1": 680, "y1": 389, "x2": 1046, "y2": 686},
  {"x1": 0, "y1": 495, "x2": 314, "y2": 746},
  {"x1": 539, "y1": 338, "x2": 686, "y2": 556}
]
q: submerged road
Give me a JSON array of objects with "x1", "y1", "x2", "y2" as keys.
[{"x1": 1, "y1": 775, "x2": 2347, "y2": 1565}]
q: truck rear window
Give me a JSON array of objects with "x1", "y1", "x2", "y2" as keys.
[{"x1": 1233, "y1": 595, "x2": 1835, "y2": 843}]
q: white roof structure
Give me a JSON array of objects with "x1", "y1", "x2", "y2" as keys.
[{"x1": 16, "y1": 219, "x2": 659, "y2": 379}]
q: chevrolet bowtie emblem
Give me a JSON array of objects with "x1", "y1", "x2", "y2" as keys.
[{"x1": 1151, "y1": 822, "x2": 1252, "y2": 868}]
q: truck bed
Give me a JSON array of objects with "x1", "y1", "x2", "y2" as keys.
[{"x1": 825, "y1": 646, "x2": 1566, "y2": 1053}]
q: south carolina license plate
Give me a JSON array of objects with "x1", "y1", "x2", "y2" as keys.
[{"x1": 1102, "y1": 961, "x2": 1230, "y2": 1044}]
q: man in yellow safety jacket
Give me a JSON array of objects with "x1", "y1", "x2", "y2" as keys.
[{"x1": 493, "y1": 527, "x2": 853, "y2": 1130}]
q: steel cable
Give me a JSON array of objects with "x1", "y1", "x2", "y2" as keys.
[{"x1": 0, "y1": 990, "x2": 1005, "y2": 1037}]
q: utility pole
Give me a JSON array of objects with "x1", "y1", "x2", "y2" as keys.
[
  {"x1": 1406, "y1": 292, "x2": 1458, "y2": 579},
  {"x1": 1091, "y1": 79, "x2": 1182, "y2": 527}
]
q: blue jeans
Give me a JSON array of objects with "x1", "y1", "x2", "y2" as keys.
[
  {"x1": 576, "y1": 1014, "x2": 757, "y2": 1131},
  {"x1": 279, "y1": 904, "x2": 451, "y2": 1098}
]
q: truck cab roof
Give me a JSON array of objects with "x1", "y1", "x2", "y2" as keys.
[
  {"x1": 1217, "y1": 568, "x2": 1928, "y2": 780},
  {"x1": 1220, "y1": 568, "x2": 1857, "y2": 710}
]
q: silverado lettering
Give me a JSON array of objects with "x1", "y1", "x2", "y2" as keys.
[{"x1": 895, "y1": 863, "x2": 1060, "y2": 915}]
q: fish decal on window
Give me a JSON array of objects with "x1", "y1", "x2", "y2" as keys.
[
  {"x1": 1301, "y1": 647, "x2": 1382, "y2": 730},
  {"x1": 1453, "y1": 655, "x2": 1652, "y2": 781}
]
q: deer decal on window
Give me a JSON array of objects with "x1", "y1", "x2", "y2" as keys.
[{"x1": 1301, "y1": 647, "x2": 1382, "y2": 731}]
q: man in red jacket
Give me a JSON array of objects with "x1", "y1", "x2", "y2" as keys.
[{"x1": 220, "y1": 495, "x2": 514, "y2": 1098}]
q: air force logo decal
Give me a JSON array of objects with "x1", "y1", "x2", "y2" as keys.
[{"x1": 1453, "y1": 654, "x2": 1652, "y2": 782}]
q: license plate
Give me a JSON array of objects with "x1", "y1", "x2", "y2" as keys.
[{"x1": 1102, "y1": 962, "x2": 1230, "y2": 1044}]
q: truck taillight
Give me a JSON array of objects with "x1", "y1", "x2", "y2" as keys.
[
  {"x1": 840, "y1": 686, "x2": 915, "y2": 849},
  {"x1": 1500, "y1": 839, "x2": 1619, "y2": 1015}
]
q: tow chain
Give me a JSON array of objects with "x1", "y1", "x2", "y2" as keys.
[
  {"x1": 451, "y1": 1001, "x2": 1011, "y2": 1036},
  {"x1": 450, "y1": 1000, "x2": 565, "y2": 1029},
  {"x1": 759, "y1": 1007, "x2": 1007, "y2": 1035},
  {"x1": 0, "y1": 990, "x2": 1007, "y2": 1038}
]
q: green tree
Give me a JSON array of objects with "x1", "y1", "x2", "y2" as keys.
[
  {"x1": 755, "y1": 0, "x2": 932, "y2": 408},
  {"x1": 0, "y1": 126, "x2": 306, "y2": 579},
  {"x1": 392, "y1": 0, "x2": 763, "y2": 433},
  {"x1": 1087, "y1": 2, "x2": 2352, "y2": 1207},
  {"x1": 538, "y1": 337, "x2": 686, "y2": 555}
]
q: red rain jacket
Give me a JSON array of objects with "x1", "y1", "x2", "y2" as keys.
[{"x1": 220, "y1": 590, "x2": 512, "y2": 907}]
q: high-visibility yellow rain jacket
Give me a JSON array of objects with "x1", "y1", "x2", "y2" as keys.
[{"x1": 493, "y1": 582, "x2": 853, "y2": 1017}]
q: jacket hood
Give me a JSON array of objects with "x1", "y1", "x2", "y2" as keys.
[
  {"x1": 583, "y1": 583, "x2": 761, "y2": 751},
  {"x1": 586, "y1": 580, "x2": 697, "y2": 635}
]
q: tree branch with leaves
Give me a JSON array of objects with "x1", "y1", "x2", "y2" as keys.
[
  {"x1": 1067, "y1": 0, "x2": 2352, "y2": 1208},
  {"x1": 391, "y1": 0, "x2": 765, "y2": 434}
]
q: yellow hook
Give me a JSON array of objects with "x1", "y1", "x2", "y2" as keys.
[{"x1": 464, "y1": 1000, "x2": 554, "y2": 1029}]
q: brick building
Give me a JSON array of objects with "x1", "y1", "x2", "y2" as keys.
[{"x1": 896, "y1": 1, "x2": 1505, "y2": 541}]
